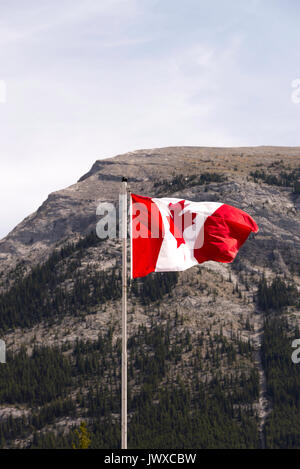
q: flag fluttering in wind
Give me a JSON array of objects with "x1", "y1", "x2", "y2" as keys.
[{"x1": 131, "y1": 194, "x2": 259, "y2": 279}]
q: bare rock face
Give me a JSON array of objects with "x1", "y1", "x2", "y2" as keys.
[{"x1": 0, "y1": 146, "x2": 299, "y2": 278}]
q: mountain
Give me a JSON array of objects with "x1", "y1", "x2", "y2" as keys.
[{"x1": 0, "y1": 146, "x2": 299, "y2": 449}]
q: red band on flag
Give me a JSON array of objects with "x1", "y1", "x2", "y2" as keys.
[
  {"x1": 194, "y1": 204, "x2": 259, "y2": 264},
  {"x1": 131, "y1": 194, "x2": 164, "y2": 279}
]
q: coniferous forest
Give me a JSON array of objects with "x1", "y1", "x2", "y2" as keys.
[
  {"x1": 0, "y1": 224, "x2": 299, "y2": 449},
  {"x1": 0, "y1": 320, "x2": 260, "y2": 449}
]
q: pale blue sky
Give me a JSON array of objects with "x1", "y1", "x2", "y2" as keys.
[{"x1": 0, "y1": 0, "x2": 299, "y2": 238}]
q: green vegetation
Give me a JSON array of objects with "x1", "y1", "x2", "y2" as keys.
[
  {"x1": 250, "y1": 168, "x2": 299, "y2": 190},
  {"x1": 262, "y1": 317, "x2": 300, "y2": 448},
  {"x1": 257, "y1": 276, "x2": 299, "y2": 313},
  {"x1": 0, "y1": 346, "x2": 72, "y2": 405},
  {"x1": 1, "y1": 227, "x2": 300, "y2": 449},
  {"x1": 0, "y1": 321, "x2": 259, "y2": 449},
  {"x1": 0, "y1": 232, "x2": 180, "y2": 332},
  {"x1": 131, "y1": 272, "x2": 178, "y2": 305},
  {"x1": 0, "y1": 232, "x2": 103, "y2": 330},
  {"x1": 294, "y1": 180, "x2": 300, "y2": 194},
  {"x1": 72, "y1": 422, "x2": 91, "y2": 449},
  {"x1": 154, "y1": 173, "x2": 227, "y2": 193}
]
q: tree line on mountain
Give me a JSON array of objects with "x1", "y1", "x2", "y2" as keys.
[
  {"x1": 0, "y1": 232, "x2": 180, "y2": 331},
  {"x1": 250, "y1": 168, "x2": 300, "y2": 192},
  {"x1": 153, "y1": 172, "x2": 227, "y2": 194},
  {"x1": 0, "y1": 346, "x2": 72, "y2": 405},
  {"x1": 0, "y1": 319, "x2": 260, "y2": 449},
  {"x1": 257, "y1": 276, "x2": 299, "y2": 313},
  {"x1": 262, "y1": 317, "x2": 300, "y2": 448},
  {"x1": 131, "y1": 272, "x2": 178, "y2": 305},
  {"x1": 0, "y1": 231, "x2": 102, "y2": 329},
  {"x1": 254, "y1": 268, "x2": 300, "y2": 449}
]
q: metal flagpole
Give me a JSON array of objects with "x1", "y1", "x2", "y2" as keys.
[{"x1": 121, "y1": 177, "x2": 128, "y2": 449}]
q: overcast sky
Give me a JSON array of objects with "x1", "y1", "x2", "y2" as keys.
[{"x1": 0, "y1": 0, "x2": 300, "y2": 239}]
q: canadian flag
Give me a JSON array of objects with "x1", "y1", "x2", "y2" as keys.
[{"x1": 130, "y1": 193, "x2": 259, "y2": 279}]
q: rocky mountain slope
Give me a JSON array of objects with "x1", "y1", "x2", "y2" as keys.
[
  {"x1": 1, "y1": 146, "x2": 299, "y2": 276},
  {"x1": 0, "y1": 146, "x2": 299, "y2": 449}
]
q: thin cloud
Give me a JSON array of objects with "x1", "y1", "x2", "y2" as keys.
[{"x1": 0, "y1": 0, "x2": 299, "y2": 239}]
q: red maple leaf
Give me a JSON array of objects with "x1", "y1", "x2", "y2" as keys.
[{"x1": 167, "y1": 200, "x2": 196, "y2": 248}]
